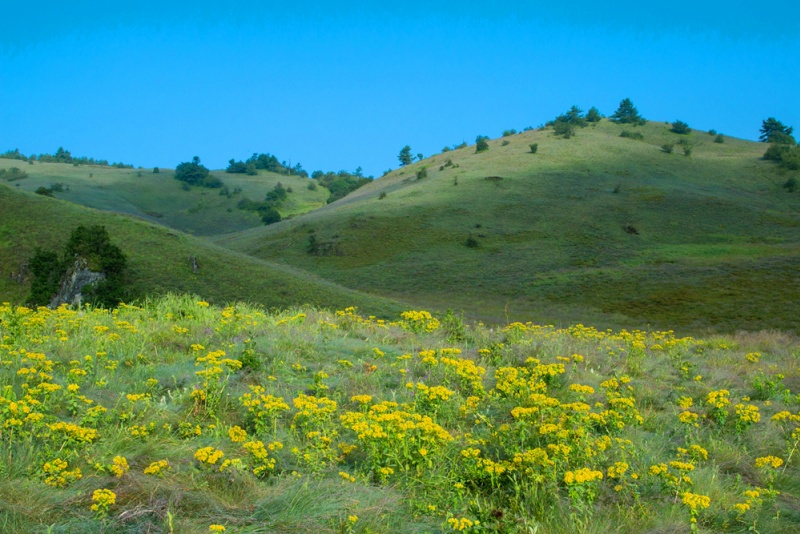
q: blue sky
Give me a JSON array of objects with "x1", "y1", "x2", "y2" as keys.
[{"x1": 1, "y1": 2, "x2": 798, "y2": 177}]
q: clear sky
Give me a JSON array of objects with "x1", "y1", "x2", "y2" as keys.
[{"x1": 1, "y1": 1, "x2": 798, "y2": 177}]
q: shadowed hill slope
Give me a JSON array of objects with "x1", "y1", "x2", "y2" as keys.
[{"x1": 0, "y1": 185, "x2": 403, "y2": 316}]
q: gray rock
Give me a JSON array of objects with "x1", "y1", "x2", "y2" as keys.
[{"x1": 49, "y1": 258, "x2": 105, "y2": 308}]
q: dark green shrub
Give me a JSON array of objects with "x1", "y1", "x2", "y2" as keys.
[
  {"x1": 0, "y1": 167, "x2": 28, "y2": 181},
  {"x1": 442, "y1": 146, "x2": 451, "y2": 153},
  {"x1": 682, "y1": 144, "x2": 693, "y2": 157},
  {"x1": 529, "y1": 143, "x2": 539, "y2": 154},
  {"x1": 476, "y1": 137, "x2": 489, "y2": 153},
  {"x1": 379, "y1": 191, "x2": 387, "y2": 199},
  {"x1": 620, "y1": 130, "x2": 644, "y2": 140},
  {"x1": 35, "y1": 186, "x2": 54, "y2": 196},
  {"x1": 454, "y1": 142, "x2": 468, "y2": 150},
  {"x1": 708, "y1": 129, "x2": 717, "y2": 136},
  {"x1": 307, "y1": 180, "x2": 318, "y2": 191},
  {"x1": 502, "y1": 129, "x2": 517, "y2": 137},
  {"x1": 416, "y1": 167, "x2": 427, "y2": 180},
  {"x1": 714, "y1": 134, "x2": 725, "y2": 143},
  {"x1": 27, "y1": 249, "x2": 64, "y2": 306},
  {"x1": 671, "y1": 120, "x2": 692, "y2": 134},
  {"x1": 552, "y1": 120, "x2": 575, "y2": 139},
  {"x1": 501, "y1": 140, "x2": 510, "y2": 146},
  {"x1": 465, "y1": 236, "x2": 479, "y2": 248},
  {"x1": 661, "y1": 143, "x2": 675, "y2": 154},
  {"x1": 153, "y1": 167, "x2": 160, "y2": 173},
  {"x1": 260, "y1": 207, "x2": 281, "y2": 225},
  {"x1": 784, "y1": 177, "x2": 797, "y2": 192}
]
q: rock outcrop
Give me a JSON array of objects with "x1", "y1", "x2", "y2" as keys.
[{"x1": 49, "y1": 258, "x2": 105, "y2": 308}]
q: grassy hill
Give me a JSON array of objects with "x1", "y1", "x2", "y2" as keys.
[
  {"x1": 0, "y1": 159, "x2": 328, "y2": 236},
  {"x1": 0, "y1": 184, "x2": 402, "y2": 316},
  {"x1": 214, "y1": 119, "x2": 800, "y2": 333},
  {"x1": 0, "y1": 297, "x2": 798, "y2": 532}
]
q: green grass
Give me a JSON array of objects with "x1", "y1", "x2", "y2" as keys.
[
  {"x1": 213, "y1": 120, "x2": 800, "y2": 334},
  {"x1": 0, "y1": 160, "x2": 329, "y2": 236},
  {"x1": 0, "y1": 297, "x2": 799, "y2": 532},
  {"x1": 0, "y1": 185, "x2": 402, "y2": 316}
]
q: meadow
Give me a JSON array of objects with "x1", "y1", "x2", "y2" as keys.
[{"x1": 1, "y1": 295, "x2": 798, "y2": 533}]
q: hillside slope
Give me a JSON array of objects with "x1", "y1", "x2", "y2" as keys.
[
  {"x1": 0, "y1": 185, "x2": 402, "y2": 315},
  {"x1": 215, "y1": 120, "x2": 800, "y2": 333},
  {"x1": 0, "y1": 159, "x2": 328, "y2": 236}
]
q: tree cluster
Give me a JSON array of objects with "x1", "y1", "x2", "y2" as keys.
[
  {"x1": 226, "y1": 152, "x2": 308, "y2": 178},
  {"x1": 1, "y1": 147, "x2": 135, "y2": 168},
  {"x1": 174, "y1": 156, "x2": 224, "y2": 188},
  {"x1": 28, "y1": 225, "x2": 128, "y2": 307},
  {"x1": 311, "y1": 170, "x2": 373, "y2": 204}
]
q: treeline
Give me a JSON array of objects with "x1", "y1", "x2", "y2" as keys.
[
  {"x1": 225, "y1": 151, "x2": 373, "y2": 204},
  {"x1": 1, "y1": 147, "x2": 134, "y2": 168},
  {"x1": 226, "y1": 152, "x2": 307, "y2": 177},
  {"x1": 311, "y1": 170, "x2": 373, "y2": 204}
]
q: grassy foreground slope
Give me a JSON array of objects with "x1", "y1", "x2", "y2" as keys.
[
  {"x1": 216, "y1": 120, "x2": 800, "y2": 333},
  {"x1": 0, "y1": 297, "x2": 798, "y2": 532},
  {"x1": 0, "y1": 185, "x2": 401, "y2": 315},
  {"x1": 0, "y1": 159, "x2": 328, "y2": 236}
]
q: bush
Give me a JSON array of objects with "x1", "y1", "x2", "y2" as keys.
[
  {"x1": 0, "y1": 167, "x2": 28, "y2": 181},
  {"x1": 416, "y1": 167, "x2": 428, "y2": 180},
  {"x1": 620, "y1": 130, "x2": 644, "y2": 140},
  {"x1": 552, "y1": 120, "x2": 575, "y2": 139},
  {"x1": 529, "y1": 143, "x2": 539, "y2": 154},
  {"x1": 307, "y1": 180, "x2": 318, "y2": 191},
  {"x1": 35, "y1": 186, "x2": 54, "y2": 196},
  {"x1": 502, "y1": 129, "x2": 517, "y2": 137},
  {"x1": 153, "y1": 167, "x2": 160, "y2": 173},
  {"x1": 379, "y1": 191, "x2": 387, "y2": 199},
  {"x1": 784, "y1": 177, "x2": 797, "y2": 192},
  {"x1": 661, "y1": 143, "x2": 675, "y2": 154},
  {"x1": 671, "y1": 120, "x2": 692, "y2": 134},
  {"x1": 465, "y1": 235, "x2": 479, "y2": 248},
  {"x1": 259, "y1": 207, "x2": 281, "y2": 225},
  {"x1": 475, "y1": 136, "x2": 490, "y2": 153},
  {"x1": 714, "y1": 134, "x2": 725, "y2": 143},
  {"x1": 501, "y1": 140, "x2": 510, "y2": 146},
  {"x1": 708, "y1": 129, "x2": 717, "y2": 136}
]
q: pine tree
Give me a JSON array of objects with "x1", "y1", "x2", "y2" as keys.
[
  {"x1": 398, "y1": 145, "x2": 413, "y2": 166},
  {"x1": 610, "y1": 98, "x2": 646, "y2": 125}
]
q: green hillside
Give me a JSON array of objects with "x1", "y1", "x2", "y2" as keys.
[
  {"x1": 0, "y1": 185, "x2": 402, "y2": 315},
  {"x1": 0, "y1": 159, "x2": 329, "y2": 236},
  {"x1": 214, "y1": 120, "x2": 800, "y2": 333}
]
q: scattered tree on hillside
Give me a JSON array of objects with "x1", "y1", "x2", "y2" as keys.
[
  {"x1": 609, "y1": 98, "x2": 646, "y2": 125},
  {"x1": 398, "y1": 145, "x2": 413, "y2": 166},
  {"x1": 174, "y1": 156, "x2": 223, "y2": 188},
  {"x1": 27, "y1": 225, "x2": 128, "y2": 308},
  {"x1": 0, "y1": 167, "x2": 28, "y2": 181},
  {"x1": 759, "y1": 118, "x2": 795, "y2": 143},
  {"x1": 260, "y1": 207, "x2": 281, "y2": 225},
  {"x1": 475, "y1": 135, "x2": 490, "y2": 153},
  {"x1": 671, "y1": 120, "x2": 692, "y2": 134},
  {"x1": 586, "y1": 107, "x2": 602, "y2": 123}
]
